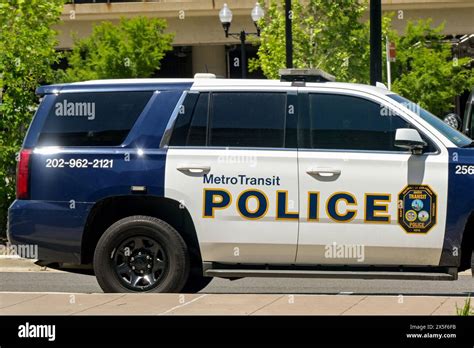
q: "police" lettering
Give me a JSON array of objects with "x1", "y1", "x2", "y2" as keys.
[{"x1": 203, "y1": 189, "x2": 393, "y2": 223}]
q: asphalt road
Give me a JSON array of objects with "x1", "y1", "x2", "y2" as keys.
[{"x1": 1, "y1": 272, "x2": 473, "y2": 295}]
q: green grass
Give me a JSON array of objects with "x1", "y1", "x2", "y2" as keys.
[{"x1": 456, "y1": 296, "x2": 473, "y2": 316}]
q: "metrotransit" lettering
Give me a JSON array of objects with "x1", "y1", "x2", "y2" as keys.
[{"x1": 203, "y1": 174, "x2": 281, "y2": 186}]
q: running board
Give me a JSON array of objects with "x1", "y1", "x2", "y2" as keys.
[{"x1": 204, "y1": 269, "x2": 455, "y2": 281}]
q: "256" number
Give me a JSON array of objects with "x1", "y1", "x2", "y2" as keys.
[{"x1": 455, "y1": 165, "x2": 474, "y2": 175}]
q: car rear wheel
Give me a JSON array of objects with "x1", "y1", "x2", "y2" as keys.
[
  {"x1": 471, "y1": 249, "x2": 474, "y2": 277},
  {"x1": 94, "y1": 215, "x2": 189, "y2": 293}
]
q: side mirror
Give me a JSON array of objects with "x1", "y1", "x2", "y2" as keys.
[
  {"x1": 395, "y1": 128, "x2": 427, "y2": 155},
  {"x1": 443, "y1": 113, "x2": 462, "y2": 131}
]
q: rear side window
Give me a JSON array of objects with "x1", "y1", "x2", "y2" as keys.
[
  {"x1": 37, "y1": 91, "x2": 153, "y2": 146},
  {"x1": 209, "y1": 92, "x2": 286, "y2": 148},
  {"x1": 302, "y1": 93, "x2": 411, "y2": 152},
  {"x1": 169, "y1": 93, "x2": 208, "y2": 147}
]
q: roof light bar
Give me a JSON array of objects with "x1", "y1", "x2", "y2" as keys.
[{"x1": 279, "y1": 68, "x2": 336, "y2": 83}]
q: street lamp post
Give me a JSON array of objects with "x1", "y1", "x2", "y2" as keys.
[
  {"x1": 219, "y1": 3, "x2": 265, "y2": 79},
  {"x1": 370, "y1": 0, "x2": 382, "y2": 85},
  {"x1": 285, "y1": 0, "x2": 293, "y2": 69}
]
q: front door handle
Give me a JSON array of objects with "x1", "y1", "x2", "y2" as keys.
[
  {"x1": 177, "y1": 164, "x2": 211, "y2": 175},
  {"x1": 306, "y1": 167, "x2": 341, "y2": 177}
]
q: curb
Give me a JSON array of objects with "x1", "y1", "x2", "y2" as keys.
[
  {"x1": 0, "y1": 258, "x2": 62, "y2": 273},
  {"x1": 0, "y1": 292, "x2": 472, "y2": 315}
]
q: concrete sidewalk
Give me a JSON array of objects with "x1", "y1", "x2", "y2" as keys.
[
  {"x1": 0, "y1": 292, "x2": 471, "y2": 315},
  {"x1": 0, "y1": 258, "x2": 61, "y2": 273}
]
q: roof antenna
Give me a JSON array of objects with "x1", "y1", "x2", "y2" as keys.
[{"x1": 205, "y1": 64, "x2": 209, "y2": 73}]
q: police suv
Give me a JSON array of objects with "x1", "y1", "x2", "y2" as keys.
[{"x1": 8, "y1": 70, "x2": 474, "y2": 293}]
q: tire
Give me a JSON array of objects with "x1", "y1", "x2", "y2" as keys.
[
  {"x1": 93, "y1": 215, "x2": 189, "y2": 293},
  {"x1": 181, "y1": 273, "x2": 213, "y2": 293},
  {"x1": 471, "y1": 249, "x2": 474, "y2": 278}
]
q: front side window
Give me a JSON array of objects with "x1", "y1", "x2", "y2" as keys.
[
  {"x1": 302, "y1": 93, "x2": 411, "y2": 152},
  {"x1": 388, "y1": 94, "x2": 472, "y2": 147},
  {"x1": 38, "y1": 91, "x2": 153, "y2": 146},
  {"x1": 209, "y1": 92, "x2": 286, "y2": 148}
]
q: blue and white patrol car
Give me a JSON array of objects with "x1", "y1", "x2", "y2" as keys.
[{"x1": 7, "y1": 70, "x2": 474, "y2": 293}]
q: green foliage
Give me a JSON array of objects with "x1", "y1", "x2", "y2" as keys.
[
  {"x1": 249, "y1": 0, "x2": 374, "y2": 83},
  {"x1": 63, "y1": 17, "x2": 174, "y2": 81},
  {"x1": 0, "y1": 0, "x2": 64, "y2": 237},
  {"x1": 251, "y1": 0, "x2": 474, "y2": 116},
  {"x1": 391, "y1": 19, "x2": 474, "y2": 116},
  {"x1": 456, "y1": 296, "x2": 473, "y2": 316}
]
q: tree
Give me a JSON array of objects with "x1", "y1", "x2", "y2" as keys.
[
  {"x1": 63, "y1": 17, "x2": 174, "y2": 81},
  {"x1": 391, "y1": 19, "x2": 474, "y2": 116},
  {"x1": 250, "y1": 0, "x2": 474, "y2": 115},
  {"x1": 0, "y1": 0, "x2": 64, "y2": 237},
  {"x1": 249, "y1": 0, "x2": 372, "y2": 83}
]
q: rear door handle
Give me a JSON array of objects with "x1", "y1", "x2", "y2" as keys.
[
  {"x1": 176, "y1": 164, "x2": 211, "y2": 175},
  {"x1": 306, "y1": 167, "x2": 341, "y2": 177}
]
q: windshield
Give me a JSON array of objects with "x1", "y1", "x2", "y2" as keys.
[
  {"x1": 471, "y1": 106, "x2": 474, "y2": 137},
  {"x1": 468, "y1": 98, "x2": 474, "y2": 137},
  {"x1": 388, "y1": 94, "x2": 472, "y2": 147}
]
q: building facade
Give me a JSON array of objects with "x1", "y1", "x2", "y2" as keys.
[{"x1": 58, "y1": 0, "x2": 474, "y2": 79}]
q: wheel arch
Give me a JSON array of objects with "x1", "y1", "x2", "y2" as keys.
[
  {"x1": 81, "y1": 195, "x2": 203, "y2": 272},
  {"x1": 459, "y1": 211, "x2": 474, "y2": 272}
]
